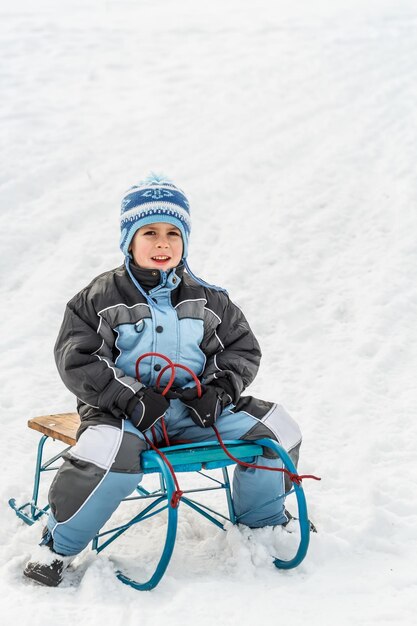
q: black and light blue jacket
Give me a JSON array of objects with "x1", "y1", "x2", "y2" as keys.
[{"x1": 54, "y1": 263, "x2": 262, "y2": 437}]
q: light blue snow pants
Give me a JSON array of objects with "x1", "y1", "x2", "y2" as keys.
[{"x1": 47, "y1": 400, "x2": 299, "y2": 556}]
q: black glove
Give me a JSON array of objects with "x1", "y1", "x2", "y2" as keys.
[
  {"x1": 179, "y1": 384, "x2": 231, "y2": 428},
  {"x1": 160, "y1": 387, "x2": 184, "y2": 401},
  {"x1": 128, "y1": 388, "x2": 170, "y2": 432}
]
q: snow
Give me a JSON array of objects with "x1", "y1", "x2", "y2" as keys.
[{"x1": 1, "y1": 0, "x2": 417, "y2": 623}]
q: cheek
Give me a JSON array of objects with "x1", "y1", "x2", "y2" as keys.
[
  {"x1": 131, "y1": 240, "x2": 149, "y2": 260},
  {"x1": 175, "y1": 239, "x2": 184, "y2": 258}
]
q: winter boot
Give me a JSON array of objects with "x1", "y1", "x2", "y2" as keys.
[
  {"x1": 282, "y1": 509, "x2": 317, "y2": 533},
  {"x1": 23, "y1": 528, "x2": 75, "y2": 587}
]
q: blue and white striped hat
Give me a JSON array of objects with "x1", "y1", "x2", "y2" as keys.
[{"x1": 120, "y1": 173, "x2": 191, "y2": 258}]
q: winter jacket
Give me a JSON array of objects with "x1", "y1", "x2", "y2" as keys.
[{"x1": 54, "y1": 263, "x2": 262, "y2": 437}]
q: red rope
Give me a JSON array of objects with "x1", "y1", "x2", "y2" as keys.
[
  {"x1": 151, "y1": 426, "x2": 158, "y2": 446},
  {"x1": 211, "y1": 425, "x2": 321, "y2": 484},
  {"x1": 136, "y1": 353, "x2": 183, "y2": 506},
  {"x1": 142, "y1": 432, "x2": 184, "y2": 508},
  {"x1": 156, "y1": 363, "x2": 202, "y2": 397},
  {"x1": 135, "y1": 352, "x2": 177, "y2": 397},
  {"x1": 161, "y1": 418, "x2": 170, "y2": 448},
  {"x1": 134, "y1": 352, "x2": 321, "y2": 508}
]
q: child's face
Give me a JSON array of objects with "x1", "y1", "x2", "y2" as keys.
[{"x1": 129, "y1": 222, "x2": 183, "y2": 270}]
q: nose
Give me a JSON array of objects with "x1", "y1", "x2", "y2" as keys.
[{"x1": 156, "y1": 235, "x2": 169, "y2": 248}]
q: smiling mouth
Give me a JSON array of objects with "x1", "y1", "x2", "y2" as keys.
[{"x1": 151, "y1": 255, "x2": 171, "y2": 262}]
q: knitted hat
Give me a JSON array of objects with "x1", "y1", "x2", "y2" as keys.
[{"x1": 120, "y1": 173, "x2": 191, "y2": 258}]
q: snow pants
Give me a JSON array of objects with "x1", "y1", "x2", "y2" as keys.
[{"x1": 46, "y1": 397, "x2": 302, "y2": 556}]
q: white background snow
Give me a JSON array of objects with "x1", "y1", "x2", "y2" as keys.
[{"x1": 1, "y1": 0, "x2": 416, "y2": 623}]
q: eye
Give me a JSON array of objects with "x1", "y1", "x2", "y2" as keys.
[
  {"x1": 169, "y1": 231, "x2": 181, "y2": 236},
  {"x1": 143, "y1": 230, "x2": 156, "y2": 236}
]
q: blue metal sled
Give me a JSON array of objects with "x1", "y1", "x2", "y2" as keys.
[{"x1": 9, "y1": 413, "x2": 311, "y2": 590}]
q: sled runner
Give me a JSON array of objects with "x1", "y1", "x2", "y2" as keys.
[{"x1": 10, "y1": 411, "x2": 312, "y2": 590}]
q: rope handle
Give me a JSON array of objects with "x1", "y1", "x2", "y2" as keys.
[
  {"x1": 135, "y1": 352, "x2": 187, "y2": 507},
  {"x1": 211, "y1": 427, "x2": 321, "y2": 485},
  {"x1": 156, "y1": 363, "x2": 203, "y2": 398},
  {"x1": 135, "y1": 352, "x2": 177, "y2": 396},
  {"x1": 134, "y1": 352, "x2": 321, "y2": 508}
]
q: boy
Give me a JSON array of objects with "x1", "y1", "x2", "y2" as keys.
[{"x1": 24, "y1": 174, "x2": 302, "y2": 586}]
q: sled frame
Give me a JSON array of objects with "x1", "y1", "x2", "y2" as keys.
[{"x1": 9, "y1": 413, "x2": 310, "y2": 590}]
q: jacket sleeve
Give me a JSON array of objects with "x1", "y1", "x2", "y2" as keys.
[
  {"x1": 201, "y1": 293, "x2": 262, "y2": 403},
  {"x1": 54, "y1": 291, "x2": 142, "y2": 419}
]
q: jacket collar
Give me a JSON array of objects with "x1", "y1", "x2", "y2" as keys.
[{"x1": 129, "y1": 262, "x2": 184, "y2": 292}]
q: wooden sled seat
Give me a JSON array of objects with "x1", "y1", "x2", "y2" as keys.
[{"x1": 28, "y1": 412, "x2": 80, "y2": 446}]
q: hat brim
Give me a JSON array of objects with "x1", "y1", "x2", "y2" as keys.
[{"x1": 120, "y1": 214, "x2": 188, "y2": 259}]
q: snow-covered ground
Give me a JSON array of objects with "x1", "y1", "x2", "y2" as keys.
[{"x1": 1, "y1": 0, "x2": 417, "y2": 624}]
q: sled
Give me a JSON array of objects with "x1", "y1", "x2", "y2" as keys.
[{"x1": 9, "y1": 412, "x2": 311, "y2": 590}]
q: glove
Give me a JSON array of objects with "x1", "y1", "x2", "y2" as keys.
[
  {"x1": 179, "y1": 384, "x2": 231, "y2": 428},
  {"x1": 128, "y1": 388, "x2": 170, "y2": 432},
  {"x1": 160, "y1": 387, "x2": 184, "y2": 401}
]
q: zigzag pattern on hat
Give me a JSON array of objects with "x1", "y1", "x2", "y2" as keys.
[{"x1": 121, "y1": 202, "x2": 191, "y2": 224}]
